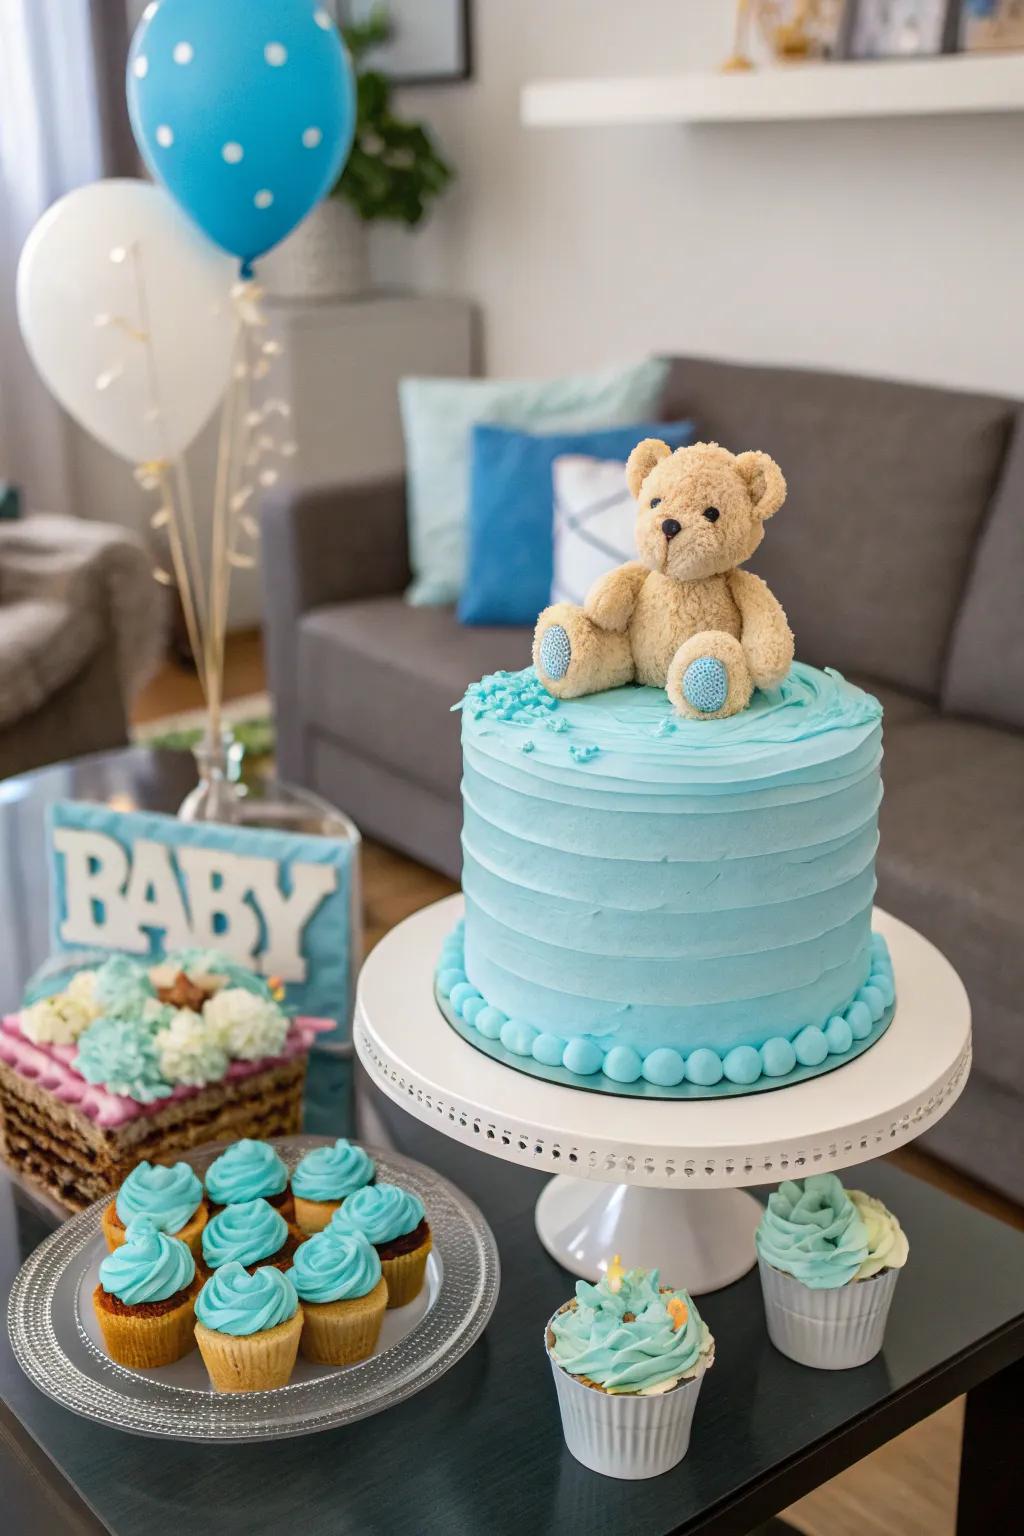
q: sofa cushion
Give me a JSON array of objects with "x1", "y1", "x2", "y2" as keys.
[
  {"x1": 876, "y1": 716, "x2": 1024, "y2": 1091},
  {"x1": 661, "y1": 356, "x2": 1013, "y2": 699},
  {"x1": 299, "y1": 599, "x2": 531, "y2": 800},
  {"x1": 846, "y1": 675, "x2": 934, "y2": 728},
  {"x1": 916, "y1": 1071, "x2": 1024, "y2": 1207},
  {"x1": 0, "y1": 600, "x2": 101, "y2": 730},
  {"x1": 308, "y1": 732, "x2": 464, "y2": 881},
  {"x1": 296, "y1": 603, "x2": 933, "y2": 812},
  {"x1": 943, "y1": 414, "x2": 1024, "y2": 731}
]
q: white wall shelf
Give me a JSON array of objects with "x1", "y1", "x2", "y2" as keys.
[{"x1": 521, "y1": 52, "x2": 1024, "y2": 128}]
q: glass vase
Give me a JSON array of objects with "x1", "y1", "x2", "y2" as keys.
[{"x1": 177, "y1": 727, "x2": 245, "y2": 824}]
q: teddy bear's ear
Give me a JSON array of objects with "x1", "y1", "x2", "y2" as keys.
[
  {"x1": 626, "y1": 438, "x2": 672, "y2": 501},
  {"x1": 734, "y1": 451, "x2": 787, "y2": 521}
]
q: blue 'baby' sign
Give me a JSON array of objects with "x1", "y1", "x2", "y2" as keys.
[{"x1": 47, "y1": 801, "x2": 355, "y2": 1031}]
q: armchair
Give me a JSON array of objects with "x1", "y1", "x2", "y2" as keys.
[{"x1": 0, "y1": 514, "x2": 167, "y2": 779}]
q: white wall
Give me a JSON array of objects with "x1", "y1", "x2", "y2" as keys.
[{"x1": 373, "y1": 0, "x2": 1024, "y2": 396}]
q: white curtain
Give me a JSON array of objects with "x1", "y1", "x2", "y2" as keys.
[{"x1": 0, "y1": 0, "x2": 113, "y2": 515}]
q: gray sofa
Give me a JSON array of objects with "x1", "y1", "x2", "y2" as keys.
[{"x1": 262, "y1": 355, "x2": 1024, "y2": 1202}]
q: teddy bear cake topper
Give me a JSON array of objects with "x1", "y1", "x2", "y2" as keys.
[{"x1": 533, "y1": 438, "x2": 795, "y2": 720}]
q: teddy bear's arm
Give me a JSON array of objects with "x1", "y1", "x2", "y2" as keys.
[
  {"x1": 584, "y1": 561, "x2": 649, "y2": 634},
  {"x1": 728, "y1": 569, "x2": 795, "y2": 689}
]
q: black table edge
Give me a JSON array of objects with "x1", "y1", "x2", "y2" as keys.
[
  {"x1": 672, "y1": 1315, "x2": 1024, "y2": 1535},
  {"x1": 1, "y1": 1399, "x2": 111, "y2": 1535}
]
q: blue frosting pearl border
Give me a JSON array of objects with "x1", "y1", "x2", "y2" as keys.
[{"x1": 436, "y1": 922, "x2": 896, "y2": 1099}]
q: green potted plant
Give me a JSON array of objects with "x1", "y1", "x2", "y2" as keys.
[{"x1": 264, "y1": 9, "x2": 453, "y2": 300}]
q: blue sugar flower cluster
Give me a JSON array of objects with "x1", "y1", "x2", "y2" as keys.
[{"x1": 456, "y1": 668, "x2": 560, "y2": 725}]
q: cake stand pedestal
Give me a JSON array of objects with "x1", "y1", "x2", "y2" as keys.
[{"x1": 355, "y1": 896, "x2": 971, "y2": 1293}]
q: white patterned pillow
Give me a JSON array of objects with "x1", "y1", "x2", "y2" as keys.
[{"x1": 550, "y1": 454, "x2": 637, "y2": 607}]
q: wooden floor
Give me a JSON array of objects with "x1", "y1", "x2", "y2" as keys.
[
  {"x1": 785, "y1": 1399, "x2": 965, "y2": 1536},
  {"x1": 132, "y1": 629, "x2": 267, "y2": 726},
  {"x1": 137, "y1": 633, "x2": 1020, "y2": 1536},
  {"x1": 363, "y1": 839, "x2": 457, "y2": 953}
]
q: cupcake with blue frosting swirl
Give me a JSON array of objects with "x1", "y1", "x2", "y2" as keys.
[
  {"x1": 329, "y1": 1181, "x2": 431, "y2": 1308},
  {"x1": 93, "y1": 1216, "x2": 200, "y2": 1368},
  {"x1": 290, "y1": 1230, "x2": 388, "y2": 1365},
  {"x1": 205, "y1": 1139, "x2": 294, "y2": 1221},
  {"x1": 201, "y1": 1197, "x2": 306, "y2": 1275},
  {"x1": 102, "y1": 1160, "x2": 207, "y2": 1259},
  {"x1": 756, "y1": 1173, "x2": 909, "y2": 1369},
  {"x1": 194, "y1": 1262, "x2": 303, "y2": 1392},
  {"x1": 291, "y1": 1139, "x2": 376, "y2": 1233},
  {"x1": 545, "y1": 1257, "x2": 714, "y2": 1479}
]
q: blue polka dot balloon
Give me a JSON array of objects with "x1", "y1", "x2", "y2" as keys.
[{"x1": 127, "y1": 0, "x2": 355, "y2": 273}]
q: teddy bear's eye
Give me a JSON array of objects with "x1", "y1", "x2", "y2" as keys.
[
  {"x1": 703, "y1": 507, "x2": 720, "y2": 523},
  {"x1": 649, "y1": 497, "x2": 662, "y2": 510}
]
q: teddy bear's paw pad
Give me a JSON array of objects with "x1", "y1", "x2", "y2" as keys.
[
  {"x1": 539, "y1": 624, "x2": 572, "y2": 682},
  {"x1": 681, "y1": 656, "x2": 729, "y2": 714}
]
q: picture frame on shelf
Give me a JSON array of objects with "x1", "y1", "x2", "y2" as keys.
[
  {"x1": 756, "y1": 0, "x2": 851, "y2": 61},
  {"x1": 959, "y1": 0, "x2": 1024, "y2": 51},
  {"x1": 340, "y1": 0, "x2": 472, "y2": 85},
  {"x1": 845, "y1": 0, "x2": 958, "y2": 57}
]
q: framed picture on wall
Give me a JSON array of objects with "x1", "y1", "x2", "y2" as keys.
[
  {"x1": 846, "y1": 0, "x2": 958, "y2": 56},
  {"x1": 959, "y1": 0, "x2": 1024, "y2": 51},
  {"x1": 341, "y1": 0, "x2": 472, "y2": 85}
]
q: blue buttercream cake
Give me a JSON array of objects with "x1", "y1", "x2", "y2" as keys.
[{"x1": 436, "y1": 663, "x2": 896, "y2": 1096}]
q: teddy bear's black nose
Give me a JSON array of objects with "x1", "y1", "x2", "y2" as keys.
[{"x1": 661, "y1": 518, "x2": 681, "y2": 540}]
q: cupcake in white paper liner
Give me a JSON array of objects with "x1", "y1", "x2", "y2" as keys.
[
  {"x1": 545, "y1": 1256, "x2": 714, "y2": 1479},
  {"x1": 756, "y1": 1174, "x2": 909, "y2": 1370}
]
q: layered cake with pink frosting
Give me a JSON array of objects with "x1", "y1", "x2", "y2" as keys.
[{"x1": 0, "y1": 950, "x2": 331, "y2": 1210}]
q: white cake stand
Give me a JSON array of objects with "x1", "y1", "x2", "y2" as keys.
[{"x1": 355, "y1": 896, "x2": 971, "y2": 1293}]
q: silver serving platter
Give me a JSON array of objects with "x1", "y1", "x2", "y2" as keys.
[{"x1": 7, "y1": 1136, "x2": 500, "y2": 1442}]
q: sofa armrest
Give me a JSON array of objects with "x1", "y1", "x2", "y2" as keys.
[
  {"x1": 260, "y1": 477, "x2": 410, "y2": 781},
  {"x1": 261, "y1": 477, "x2": 410, "y2": 615},
  {"x1": 0, "y1": 513, "x2": 166, "y2": 701}
]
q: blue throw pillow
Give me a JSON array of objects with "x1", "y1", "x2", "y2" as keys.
[{"x1": 458, "y1": 419, "x2": 695, "y2": 627}]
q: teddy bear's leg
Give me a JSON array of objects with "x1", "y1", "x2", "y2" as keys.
[
  {"x1": 534, "y1": 602, "x2": 635, "y2": 699},
  {"x1": 666, "y1": 631, "x2": 753, "y2": 721}
]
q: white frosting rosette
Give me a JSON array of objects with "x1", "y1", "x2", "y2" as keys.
[
  {"x1": 155, "y1": 1008, "x2": 231, "y2": 1088},
  {"x1": 20, "y1": 994, "x2": 94, "y2": 1047},
  {"x1": 202, "y1": 987, "x2": 288, "y2": 1061},
  {"x1": 65, "y1": 969, "x2": 102, "y2": 1020},
  {"x1": 849, "y1": 1190, "x2": 910, "y2": 1279},
  {"x1": 20, "y1": 965, "x2": 106, "y2": 1045}
]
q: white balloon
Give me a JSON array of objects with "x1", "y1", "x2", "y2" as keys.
[{"x1": 17, "y1": 179, "x2": 236, "y2": 465}]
